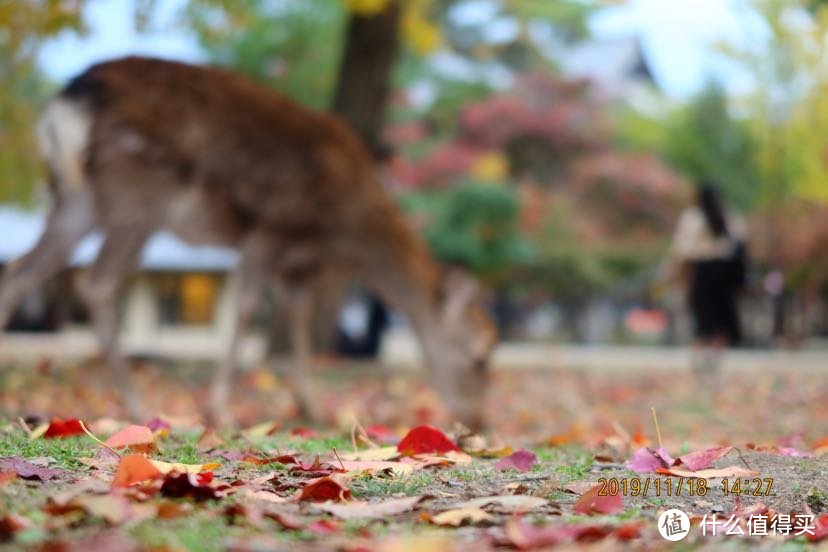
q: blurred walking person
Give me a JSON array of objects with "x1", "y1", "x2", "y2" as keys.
[{"x1": 662, "y1": 183, "x2": 749, "y2": 372}]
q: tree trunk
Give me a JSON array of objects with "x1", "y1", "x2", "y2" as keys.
[
  {"x1": 332, "y1": 1, "x2": 402, "y2": 159},
  {"x1": 270, "y1": 3, "x2": 403, "y2": 357}
]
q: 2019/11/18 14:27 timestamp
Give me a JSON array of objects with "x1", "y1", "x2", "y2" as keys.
[{"x1": 597, "y1": 478, "x2": 775, "y2": 497}]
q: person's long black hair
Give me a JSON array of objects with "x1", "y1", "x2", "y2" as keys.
[{"x1": 698, "y1": 182, "x2": 728, "y2": 238}]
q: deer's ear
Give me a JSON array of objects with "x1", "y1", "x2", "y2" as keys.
[{"x1": 440, "y1": 267, "x2": 480, "y2": 325}]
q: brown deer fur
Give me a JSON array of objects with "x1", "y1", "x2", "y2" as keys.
[{"x1": 0, "y1": 57, "x2": 496, "y2": 428}]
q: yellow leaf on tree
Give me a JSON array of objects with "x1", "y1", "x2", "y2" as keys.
[
  {"x1": 345, "y1": 0, "x2": 392, "y2": 16},
  {"x1": 471, "y1": 152, "x2": 509, "y2": 182}
]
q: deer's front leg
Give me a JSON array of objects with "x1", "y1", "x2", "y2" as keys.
[
  {"x1": 207, "y1": 235, "x2": 272, "y2": 427},
  {"x1": 285, "y1": 286, "x2": 318, "y2": 422},
  {"x1": 78, "y1": 228, "x2": 148, "y2": 422}
]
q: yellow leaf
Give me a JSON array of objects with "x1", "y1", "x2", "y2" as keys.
[
  {"x1": 471, "y1": 152, "x2": 509, "y2": 182},
  {"x1": 242, "y1": 421, "x2": 280, "y2": 438},
  {"x1": 27, "y1": 423, "x2": 49, "y2": 441},
  {"x1": 428, "y1": 506, "x2": 493, "y2": 526},
  {"x1": 340, "y1": 446, "x2": 400, "y2": 461},
  {"x1": 149, "y1": 460, "x2": 220, "y2": 475},
  {"x1": 345, "y1": 0, "x2": 391, "y2": 16}
]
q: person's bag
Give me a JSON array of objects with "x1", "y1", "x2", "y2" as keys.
[{"x1": 724, "y1": 241, "x2": 748, "y2": 289}]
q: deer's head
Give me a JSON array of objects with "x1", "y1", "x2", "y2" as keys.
[{"x1": 425, "y1": 268, "x2": 498, "y2": 430}]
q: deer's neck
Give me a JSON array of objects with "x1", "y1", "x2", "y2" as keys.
[{"x1": 354, "y1": 204, "x2": 442, "y2": 340}]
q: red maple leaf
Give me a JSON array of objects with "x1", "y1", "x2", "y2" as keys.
[
  {"x1": 396, "y1": 425, "x2": 459, "y2": 456},
  {"x1": 44, "y1": 418, "x2": 85, "y2": 439}
]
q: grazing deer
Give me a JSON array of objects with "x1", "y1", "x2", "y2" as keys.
[{"x1": 0, "y1": 57, "x2": 496, "y2": 428}]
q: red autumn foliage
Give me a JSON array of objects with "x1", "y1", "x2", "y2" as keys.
[
  {"x1": 573, "y1": 484, "x2": 624, "y2": 516},
  {"x1": 298, "y1": 476, "x2": 352, "y2": 502},
  {"x1": 495, "y1": 449, "x2": 537, "y2": 472},
  {"x1": 160, "y1": 472, "x2": 227, "y2": 500},
  {"x1": 396, "y1": 425, "x2": 460, "y2": 456},
  {"x1": 44, "y1": 418, "x2": 85, "y2": 439}
]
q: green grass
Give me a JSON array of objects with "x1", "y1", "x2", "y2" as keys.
[
  {"x1": 350, "y1": 472, "x2": 435, "y2": 498},
  {"x1": 0, "y1": 432, "x2": 97, "y2": 470}
]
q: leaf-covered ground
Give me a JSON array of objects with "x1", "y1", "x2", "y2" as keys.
[{"x1": 0, "y1": 357, "x2": 826, "y2": 550}]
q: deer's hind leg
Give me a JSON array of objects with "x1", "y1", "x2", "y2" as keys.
[
  {"x1": 0, "y1": 191, "x2": 94, "y2": 331},
  {"x1": 77, "y1": 227, "x2": 149, "y2": 421},
  {"x1": 207, "y1": 232, "x2": 275, "y2": 427}
]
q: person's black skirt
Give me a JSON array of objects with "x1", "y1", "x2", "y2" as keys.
[{"x1": 688, "y1": 259, "x2": 742, "y2": 344}]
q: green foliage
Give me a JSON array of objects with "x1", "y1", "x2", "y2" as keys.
[
  {"x1": 0, "y1": 1, "x2": 88, "y2": 205},
  {"x1": 400, "y1": 182, "x2": 531, "y2": 281},
  {"x1": 618, "y1": 82, "x2": 760, "y2": 210},
  {"x1": 664, "y1": 82, "x2": 761, "y2": 210},
  {"x1": 185, "y1": 0, "x2": 346, "y2": 110}
]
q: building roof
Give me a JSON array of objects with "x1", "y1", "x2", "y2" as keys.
[
  {"x1": 558, "y1": 36, "x2": 655, "y2": 99},
  {"x1": 0, "y1": 208, "x2": 238, "y2": 271}
]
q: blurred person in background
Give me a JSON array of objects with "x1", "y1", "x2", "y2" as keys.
[{"x1": 660, "y1": 182, "x2": 749, "y2": 373}]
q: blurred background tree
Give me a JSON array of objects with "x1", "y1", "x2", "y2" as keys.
[
  {"x1": 3, "y1": 0, "x2": 828, "y2": 342},
  {"x1": 0, "y1": 1, "x2": 87, "y2": 205}
]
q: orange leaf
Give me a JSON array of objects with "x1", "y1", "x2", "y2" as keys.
[
  {"x1": 396, "y1": 425, "x2": 459, "y2": 456},
  {"x1": 573, "y1": 484, "x2": 623, "y2": 515},
  {"x1": 111, "y1": 454, "x2": 162, "y2": 488},
  {"x1": 104, "y1": 425, "x2": 155, "y2": 452}
]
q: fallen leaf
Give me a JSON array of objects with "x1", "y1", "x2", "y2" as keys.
[
  {"x1": 241, "y1": 488, "x2": 288, "y2": 503},
  {"x1": 46, "y1": 494, "x2": 148, "y2": 525},
  {"x1": 495, "y1": 449, "x2": 537, "y2": 472},
  {"x1": 43, "y1": 418, "x2": 85, "y2": 439},
  {"x1": 656, "y1": 465, "x2": 758, "y2": 478},
  {"x1": 313, "y1": 496, "x2": 425, "y2": 520},
  {"x1": 626, "y1": 447, "x2": 674, "y2": 473},
  {"x1": 307, "y1": 519, "x2": 341, "y2": 535},
  {"x1": 291, "y1": 427, "x2": 317, "y2": 438},
  {"x1": 450, "y1": 495, "x2": 547, "y2": 513},
  {"x1": 156, "y1": 501, "x2": 193, "y2": 520},
  {"x1": 263, "y1": 511, "x2": 304, "y2": 530},
  {"x1": 808, "y1": 514, "x2": 828, "y2": 542},
  {"x1": 397, "y1": 425, "x2": 460, "y2": 456},
  {"x1": 243, "y1": 421, "x2": 280, "y2": 438},
  {"x1": 564, "y1": 481, "x2": 599, "y2": 495},
  {"x1": 0, "y1": 471, "x2": 16, "y2": 486},
  {"x1": 51, "y1": 478, "x2": 111, "y2": 505},
  {"x1": 104, "y1": 425, "x2": 155, "y2": 452},
  {"x1": 573, "y1": 484, "x2": 624, "y2": 515},
  {"x1": 365, "y1": 424, "x2": 399, "y2": 445},
  {"x1": 341, "y1": 446, "x2": 400, "y2": 462},
  {"x1": 150, "y1": 459, "x2": 221, "y2": 475},
  {"x1": 0, "y1": 514, "x2": 32, "y2": 540},
  {"x1": 160, "y1": 472, "x2": 228, "y2": 500},
  {"x1": 27, "y1": 423, "x2": 49, "y2": 441},
  {"x1": 111, "y1": 454, "x2": 163, "y2": 488},
  {"x1": 0, "y1": 457, "x2": 63, "y2": 480},
  {"x1": 675, "y1": 446, "x2": 732, "y2": 471},
  {"x1": 196, "y1": 428, "x2": 225, "y2": 451},
  {"x1": 504, "y1": 517, "x2": 641, "y2": 548},
  {"x1": 297, "y1": 476, "x2": 352, "y2": 502},
  {"x1": 428, "y1": 506, "x2": 493, "y2": 526},
  {"x1": 337, "y1": 460, "x2": 414, "y2": 477},
  {"x1": 145, "y1": 417, "x2": 171, "y2": 432},
  {"x1": 776, "y1": 446, "x2": 815, "y2": 458}
]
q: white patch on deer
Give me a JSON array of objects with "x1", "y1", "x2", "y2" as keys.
[{"x1": 36, "y1": 97, "x2": 92, "y2": 190}]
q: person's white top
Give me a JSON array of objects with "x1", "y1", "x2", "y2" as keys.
[{"x1": 670, "y1": 206, "x2": 747, "y2": 262}]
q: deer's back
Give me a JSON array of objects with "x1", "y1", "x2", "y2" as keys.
[{"x1": 63, "y1": 56, "x2": 382, "y2": 238}]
